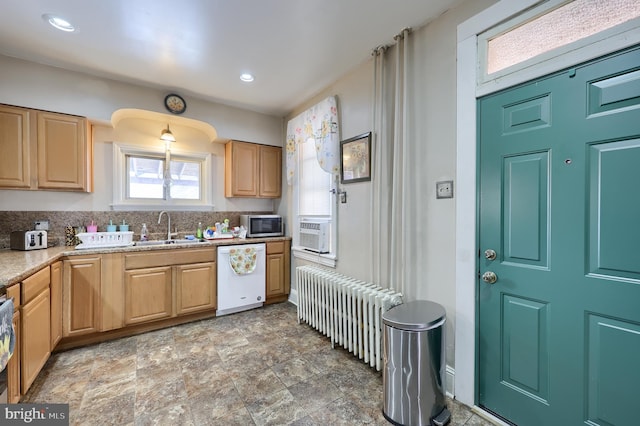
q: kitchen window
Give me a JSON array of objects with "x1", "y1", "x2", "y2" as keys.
[
  {"x1": 112, "y1": 143, "x2": 213, "y2": 210},
  {"x1": 292, "y1": 137, "x2": 337, "y2": 267}
]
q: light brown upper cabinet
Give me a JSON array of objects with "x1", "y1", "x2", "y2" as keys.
[
  {"x1": 0, "y1": 104, "x2": 92, "y2": 192},
  {"x1": 225, "y1": 140, "x2": 282, "y2": 198},
  {"x1": 37, "y1": 111, "x2": 92, "y2": 191},
  {"x1": 0, "y1": 105, "x2": 32, "y2": 188}
]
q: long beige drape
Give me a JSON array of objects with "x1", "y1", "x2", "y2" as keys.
[{"x1": 371, "y1": 28, "x2": 414, "y2": 299}]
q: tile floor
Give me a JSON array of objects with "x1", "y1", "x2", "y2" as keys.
[{"x1": 23, "y1": 302, "x2": 496, "y2": 426}]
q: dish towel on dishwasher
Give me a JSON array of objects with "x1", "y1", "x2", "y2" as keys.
[
  {"x1": 0, "y1": 298, "x2": 15, "y2": 371},
  {"x1": 229, "y1": 247, "x2": 258, "y2": 275}
]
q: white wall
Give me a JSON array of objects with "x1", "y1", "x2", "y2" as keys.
[
  {"x1": 0, "y1": 55, "x2": 284, "y2": 212},
  {"x1": 287, "y1": 0, "x2": 497, "y2": 370}
]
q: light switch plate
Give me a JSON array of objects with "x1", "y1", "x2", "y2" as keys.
[{"x1": 436, "y1": 180, "x2": 454, "y2": 199}]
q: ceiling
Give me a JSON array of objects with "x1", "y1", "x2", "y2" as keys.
[{"x1": 0, "y1": 0, "x2": 467, "y2": 117}]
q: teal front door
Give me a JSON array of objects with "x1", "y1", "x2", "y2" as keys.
[{"x1": 478, "y1": 46, "x2": 640, "y2": 425}]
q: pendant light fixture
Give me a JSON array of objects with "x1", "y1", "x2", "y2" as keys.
[{"x1": 160, "y1": 124, "x2": 175, "y2": 142}]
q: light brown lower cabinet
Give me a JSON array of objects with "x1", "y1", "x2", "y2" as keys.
[
  {"x1": 124, "y1": 266, "x2": 173, "y2": 325},
  {"x1": 8, "y1": 309, "x2": 21, "y2": 403},
  {"x1": 175, "y1": 262, "x2": 216, "y2": 315},
  {"x1": 124, "y1": 261, "x2": 217, "y2": 324},
  {"x1": 266, "y1": 240, "x2": 291, "y2": 303},
  {"x1": 21, "y1": 283, "x2": 51, "y2": 394},
  {"x1": 123, "y1": 248, "x2": 217, "y2": 326},
  {"x1": 63, "y1": 256, "x2": 101, "y2": 337},
  {"x1": 50, "y1": 260, "x2": 63, "y2": 349}
]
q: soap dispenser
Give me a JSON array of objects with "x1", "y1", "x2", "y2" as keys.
[{"x1": 140, "y1": 223, "x2": 148, "y2": 241}]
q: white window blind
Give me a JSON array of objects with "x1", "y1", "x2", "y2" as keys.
[{"x1": 299, "y1": 139, "x2": 332, "y2": 216}]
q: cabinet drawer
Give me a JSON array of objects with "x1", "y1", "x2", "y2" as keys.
[
  {"x1": 22, "y1": 266, "x2": 50, "y2": 304},
  {"x1": 266, "y1": 241, "x2": 285, "y2": 254},
  {"x1": 6, "y1": 283, "x2": 21, "y2": 310},
  {"x1": 125, "y1": 248, "x2": 215, "y2": 270}
]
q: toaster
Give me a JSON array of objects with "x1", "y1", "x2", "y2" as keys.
[{"x1": 10, "y1": 230, "x2": 48, "y2": 251}]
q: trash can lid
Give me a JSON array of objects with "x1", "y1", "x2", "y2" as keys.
[{"x1": 382, "y1": 300, "x2": 446, "y2": 331}]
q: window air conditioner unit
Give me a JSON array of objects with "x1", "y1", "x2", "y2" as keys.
[{"x1": 299, "y1": 221, "x2": 330, "y2": 253}]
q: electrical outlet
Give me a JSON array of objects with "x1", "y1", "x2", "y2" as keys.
[
  {"x1": 340, "y1": 192, "x2": 347, "y2": 203},
  {"x1": 436, "y1": 180, "x2": 454, "y2": 199},
  {"x1": 34, "y1": 220, "x2": 50, "y2": 230}
]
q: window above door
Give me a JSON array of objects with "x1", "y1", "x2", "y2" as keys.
[{"x1": 477, "y1": 0, "x2": 640, "y2": 94}]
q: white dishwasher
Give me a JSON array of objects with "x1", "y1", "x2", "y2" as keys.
[{"x1": 217, "y1": 243, "x2": 266, "y2": 316}]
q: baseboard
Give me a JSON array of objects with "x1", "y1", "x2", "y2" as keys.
[
  {"x1": 288, "y1": 288, "x2": 298, "y2": 305},
  {"x1": 446, "y1": 364, "x2": 455, "y2": 398}
]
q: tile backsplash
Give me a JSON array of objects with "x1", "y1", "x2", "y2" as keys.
[{"x1": 0, "y1": 210, "x2": 272, "y2": 248}]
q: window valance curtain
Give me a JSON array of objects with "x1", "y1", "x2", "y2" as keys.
[{"x1": 285, "y1": 96, "x2": 339, "y2": 185}]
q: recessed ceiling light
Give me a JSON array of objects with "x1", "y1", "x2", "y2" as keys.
[
  {"x1": 43, "y1": 14, "x2": 76, "y2": 32},
  {"x1": 240, "y1": 73, "x2": 255, "y2": 82}
]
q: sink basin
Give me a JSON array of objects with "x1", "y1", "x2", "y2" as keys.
[{"x1": 135, "y1": 239, "x2": 205, "y2": 246}]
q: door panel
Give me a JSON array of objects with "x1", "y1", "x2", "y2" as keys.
[
  {"x1": 588, "y1": 139, "x2": 640, "y2": 279},
  {"x1": 586, "y1": 314, "x2": 640, "y2": 426},
  {"x1": 502, "y1": 152, "x2": 550, "y2": 267},
  {"x1": 501, "y1": 295, "x2": 549, "y2": 403},
  {"x1": 479, "y1": 46, "x2": 640, "y2": 425},
  {"x1": 502, "y1": 94, "x2": 551, "y2": 135},
  {"x1": 587, "y1": 69, "x2": 640, "y2": 116}
]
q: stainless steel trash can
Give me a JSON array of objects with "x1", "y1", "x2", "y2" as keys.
[{"x1": 382, "y1": 300, "x2": 450, "y2": 426}]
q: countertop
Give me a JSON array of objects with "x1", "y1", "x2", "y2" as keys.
[{"x1": 0, "y1": 236, "x2": 290, "y2": 289}]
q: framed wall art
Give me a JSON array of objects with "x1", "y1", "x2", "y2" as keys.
[{"x1": 340, "y1": 132, "x2": 371, "y2": 183}]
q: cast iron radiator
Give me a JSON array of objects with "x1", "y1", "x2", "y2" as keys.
[{"x1": 296, "y1": 265, "x2": 403, "y2": 371}]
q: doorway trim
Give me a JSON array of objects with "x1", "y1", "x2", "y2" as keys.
[{"x1": 454, "y1": 0, "x2": 640, "y2": 409}]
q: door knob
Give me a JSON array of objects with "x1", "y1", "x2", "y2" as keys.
[
  {"x1": 484, "y1": 249, "x2": 497, "y2": 260},
  {"x1": 482, "y1": 271, "x2": 497, "y2": 284}
]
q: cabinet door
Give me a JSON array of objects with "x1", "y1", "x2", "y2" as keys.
[
  {"x1": 50, "y1": 260, "x2": 62, "y2": 349},
  {"x1": 124, "y1": 267, "x2": 172, "y2": 325},
  {"x1": 225, "y1": 141, "x2": 258, "y2": 197},
  {"x1": 100, "y1": 253, "x2": 124, "y2": 332},
  {"x1": 63, "y1": 256, "x2": 101, "y2": 337},
  {"x1": 21, "y1": 288, "x2": 51, "y2": 395},
  {"x1": 176, "y1": 262, "x2": 216, "y2": 315},
  {"x1": 259, "y1": 145, "x2": 282, "y2": 198},
  {"x1": 37, "y1": 112, "x2": 91, "y2": 191},
  {"x1": 266, "y1": 240, "x2": 290, "y2": 303},
  {"x1": 266, "y1": 253, "x2": 286, "y2": 297},
  {"x1": 0, "y1": 105, "x2": 33, "y2": 189},
  {"x1": 8, "y1": 310, "x2": 21, "y2": 403}
]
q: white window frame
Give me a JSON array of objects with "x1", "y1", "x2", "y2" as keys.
[
  {"x1": 476, "y1": 0, "x2": 640, "y2": 97},
  {"x1": 112, "y1": 142, "x2": 214, "y2": 211},
  {"x1": 291, "y1": 140, "x2": 338, "y2": 268}
]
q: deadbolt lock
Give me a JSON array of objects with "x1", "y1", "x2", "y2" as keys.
[
  {"x1": 482, "y1": 271, "x2": 498, "y2": 284},
  {"x1": 484, "y1": 249, "x2": 497, "y2": 260}
]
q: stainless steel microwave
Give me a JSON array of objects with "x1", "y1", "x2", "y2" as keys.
[{"x1": 240, "y1": 215, "x2": 284, "y2": 238}]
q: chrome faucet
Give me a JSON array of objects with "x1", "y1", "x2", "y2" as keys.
[{"x1": 157, "y1": 211, "x2": 175, "y2": 241}]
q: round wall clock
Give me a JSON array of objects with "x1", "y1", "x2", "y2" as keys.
[{"x1": 164, "y1": 93, "x2": 186, "y2": 114}]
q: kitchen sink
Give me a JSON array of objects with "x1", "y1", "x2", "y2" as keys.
[{"x1": 135, "y1": 239, "x2": 206, "y2": 246}]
